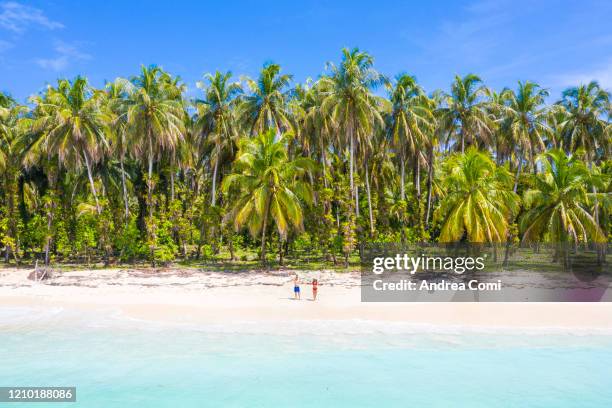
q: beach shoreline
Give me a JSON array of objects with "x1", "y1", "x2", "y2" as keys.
[{"x1": 1, "y1": 267, "x2": 612, "y2": 330}]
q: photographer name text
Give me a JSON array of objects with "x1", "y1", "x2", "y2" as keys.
[{"x1": 372, "y1": 279, "x2": 502, "y2": 292}]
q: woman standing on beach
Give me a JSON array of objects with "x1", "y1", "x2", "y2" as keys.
[
  {"x1": 312, "y1": 279, "x2": 318, "y2": 301},
  {"x1": 293, "y1": 274, "x2": 301, "y2": 300}
]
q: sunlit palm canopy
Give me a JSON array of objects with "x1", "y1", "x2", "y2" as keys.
[
  {"x1": 520, "y1": 149, "x2": 606, "y2": 243},
  {"x1": 30, "y1": 77, "x2": 111, "y2": 169},
  {"x1": 558, "y1": 81, "x2": 610, "y2": 160},
  {"x1": 438, "y1": 74, "x2": 494, "y2": 152},
  {"x1": 125, "y1": 65, "x2": 186, "y2": 161},
  {"x1": 239, "y1": 63, "x2": 293, "y2": 136},
  {"x1": 435, "y1": 148, "x2": 519, "y2": 242},
  {"x1": 222, "y1": 130, "x2": 314, "y2": 240}
]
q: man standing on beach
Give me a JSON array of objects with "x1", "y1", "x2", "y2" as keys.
[{"x1": 293, "y1": 274, "x2": 301, "y2": 300}]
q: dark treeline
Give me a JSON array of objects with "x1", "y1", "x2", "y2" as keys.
[{"x1": 0, "y1": 48, "x2": 609, "y2": 267}]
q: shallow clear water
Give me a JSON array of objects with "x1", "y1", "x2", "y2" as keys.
[{"x1": 1, "y1": 307, "x2": 612, "y2": 407}]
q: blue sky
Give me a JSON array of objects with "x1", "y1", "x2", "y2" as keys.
[{"x1": 1, "y1": 0, "x2": 611, "y2": 102}]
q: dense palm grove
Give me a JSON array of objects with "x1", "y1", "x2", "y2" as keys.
[{"x1": 0, "y1": 48, "x2": 610, "y2": 266}]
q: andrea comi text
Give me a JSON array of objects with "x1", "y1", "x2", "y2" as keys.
[{"x1": 372, "y1": 279, "x2": 502, "y2": 292}]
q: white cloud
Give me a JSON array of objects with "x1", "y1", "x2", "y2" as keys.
[
  {"x1": 553, "y1": 59, "x2": 612, "y2": 90},
  {"x1": 54, "y1": 41, "x2": 91, "y2": 60},
  {"x1": 0, "y1": 3, "x2": 89, "y2": 72},
  {"x1": 0, "y1": 1, "x2": 63, "y2": 33},
  {"x1": 36, "y1": 41, "x2": 91, "y2": 72},
  {"x1": 36, "y1": 55, "x2": 69, "y2": 71}
]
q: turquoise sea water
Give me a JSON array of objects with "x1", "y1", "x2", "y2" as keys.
[{"x1": 1, "y1": 308, "x2": 612, "y2": 407}]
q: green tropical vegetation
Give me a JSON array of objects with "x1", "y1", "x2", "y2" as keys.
[{"x1": 0, "y1": 48, "x2": 609, "y2": 267}]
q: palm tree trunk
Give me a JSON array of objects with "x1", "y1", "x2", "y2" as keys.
[
  {"x1": 530, "y1": 146, "x2": 537, "y2": 175},
  {"x1": 83, "y1": 150, "x2": 101, "y2": 215},
  {"x1": 3, "y1": 178, "x2": 11, "y2": 262},
  {"x1": 336, "y1": 205, "x2": 340, "y2": 229},
  {"x1": 44, "y1": 201, "x2": 53, "y2": 266},
  {"x1": 322, "y1": 150, "x2": 328, "y2": 189},
  {"x1": 460, "y1": 129, "x2": 465, "y2": 154},
  {"x1": 308, "y1": 171, "x2": 317, "y2": 206},
  {"x1": 513, "y1": 148, "x2": 523, "y2": 193},
  {"x1": 365, "y1": 161, "x2": 374, "y2": 235},
  {"x1": 588, "y1": 160, "x2": 599, "y2": 226},
  {"x1": 120, "y1": 155, "x2": 129, "y2": 222},
  {"x1": 592, "y1": 184, "x2": 599, "y2": 225},
  {"x1": 196, "y1": 222, "x2": 206, "y2": 260},
  {"x1": 495, "y1": 140, "x2": 502, "y2": 165},
  {"x1": 415, "y1": 158, "x2": 421, "y2": 201},
  {"x1": 211, "y1": 157, "x2": 218, "y2": 206},
  {"x1": 425, "y1": 148, "x2": 434, "y2": 228},
  {"x1": 6, "y1": 172, "x2": 19, "y2": 263},
  {"x1": 278, "y1": 234, "x2": 284, "y2": 266},
  {"x1": 400, "y1": 158, "x2": 405, "y2": 201},
  {"x1": 147, "y1": 137, "x2": 156, "y2": 264},
  {"x1": 349, "y1": 118, "x2": 355, "y2": 202},
  {"x1": 147, "y1": 141, "x2": 154, "y2": 219},
  {"x1": 260, "y1": 197, "x2": 271, "y2": 264},
  {"x1": 228, "y1": 231, "x2": 235, "y2": 261},
  {"x1": 355, "y1": 185, "x2": 359, "y2": 217},
  {"x1": 170, "y1": 164, "x2": 175, "y2": 201},
  {"x1": 415, "y1": 157, "x2": 422, "y2": 230}
]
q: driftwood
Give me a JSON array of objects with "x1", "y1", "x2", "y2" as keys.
[{"x1": 27, "y1": 268, "x2": 54, "y2": 281}]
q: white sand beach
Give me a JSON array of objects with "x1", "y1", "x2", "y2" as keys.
[{"x1": 1, "y1": 267, "x2": 611, "y2": 330}]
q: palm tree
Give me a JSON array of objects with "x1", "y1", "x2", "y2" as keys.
[
  {"x1": 320, "y1": 48, "x2": 386, "y2": 215},
  {"x1": 363, "y1": 129, "x2": 395, "y2": 235},
  {"x1": 31, "y1": 77, "x2": 110, "y2": 215},
  {"x1": 435, "y1": 148, "x2": 519, "y2": 242},
  {"x1": 163, "y1": 76, "x2": 187, "y2": 202},
  {"x1": 288, "y1": 80, "x2": 341, "y2": 247},
  {"x1": 558, "y1": 81, "x2": 611, "y2": 227},
  {"x1": 487, "y1": 88, "x2": 513, "y2": 165},
  {"x1": 502, "y1": 81, "x2": 550, "y2": 191},
  {"x1": 544, "y1": 106, "x2": 569, "y2": 150},
  {"x1": 17, "y1": 98, "x2": 59, "y2": 265},
  {"x1": 425, "y1": 90, "x2": 445, "y2": 228},
  {"x1": 438, "y1": 74, "x2": 493, "y2": 153},
  {"x1": 239, "y1": 63, "x2": 293, "y2": 136},
  {"x1": 194, "y1": 71, "x2": 242, "y2": 206},
  {"x1": 124, "y1": 65, "x2": 186, "y2": 229},
  {"x1": 520, "y1": 149, "x2": 606, "y2": 245},
  {"x1": 222, "y1": 130, "x2": 314, "y2": 263},
  {"x1": 0, "y1": 93, "x2": 16, "y2": 171},
  {"x1": 295, "y1": 79, "x2": 336, "y2": 191},
  {"x1": 0, "y1": 94, "x2": 30, "y2": 261},
  {"x1": 387, "y1": 74, "x2": 435, "y2": 202},
  {"x1": 105, "y1": 79, "x2": 132, "y2": 221},
  {"x1": 558, "y1": 81, "x2": 610, "y2": 159},
  {"x1": 387, "y1": 75, "x2": 436, "y2": 233}
]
